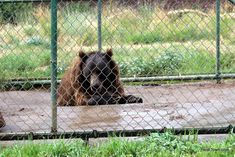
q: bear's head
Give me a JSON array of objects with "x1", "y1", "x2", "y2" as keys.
[{"x1": 78, "y1": 49, "x2": 117, "y2": 96}]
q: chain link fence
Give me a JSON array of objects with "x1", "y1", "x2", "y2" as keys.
[{"x1": 0, "y1": 0, "x2": 235, "y2": 140}]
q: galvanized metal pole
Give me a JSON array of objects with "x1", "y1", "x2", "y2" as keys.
[
  {"x1": 216, "y1": 0, "x2": 221, "y2": 83},
  {"x1": 50, "y1": 0, "x2": 58, "y2": 133},
  {"x1": 98, "y1": 0, "x2": 102, "y2": 51}
]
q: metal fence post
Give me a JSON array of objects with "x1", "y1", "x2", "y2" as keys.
[
  {"x1": 51, "y1": 0, "x2": 58, "y2": 133},
  {"x1": 216, "y1": 0, "x2": 221, "y2": 83},
  {"x1": 98, "y1": 0, "x2": 102, "y2": 51}
]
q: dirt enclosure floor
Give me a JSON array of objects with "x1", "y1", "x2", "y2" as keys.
[{"x1": 0, "y1": 82, "x2": 235, "y2": 134}]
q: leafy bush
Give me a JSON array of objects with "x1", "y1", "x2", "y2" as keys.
[
  {"x1": 155, "y1": 50, "x2": 183, "y2": 74},
  {"x1": 146, "y1": 132, "x2": 202, "y2": 154},
  {"x1": 119, "y1": 50, "x2": 183, "y2": 76}
]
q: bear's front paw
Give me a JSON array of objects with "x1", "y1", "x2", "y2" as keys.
[
  {"x1": 118, "y1": 95, "x2": 143, "y2": 104},
  {"x1": 126, "y1": 95, "x2": 143, "y2": 103}
]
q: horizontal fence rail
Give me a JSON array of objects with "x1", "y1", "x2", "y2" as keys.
[{"x1": 2, "y1": 74, "x2": 235, "y2": 89}]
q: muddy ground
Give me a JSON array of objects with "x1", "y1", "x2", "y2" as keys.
[{"x1": 0, "y1": 82, "x2": 235, "y2": 133}]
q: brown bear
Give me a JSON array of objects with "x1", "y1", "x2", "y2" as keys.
[{"x1": 57, "y1": 49, "x2": 143, "y2": 106}]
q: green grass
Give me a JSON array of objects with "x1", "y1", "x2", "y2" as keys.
[
  {"x1": 0, "y1": 44, "x2": 51, "y2": 80},
  {"x1": 0, "y1": 132, "x2": 234, "y2": 157},
  {"x1": 0, "y1": 3, "x2": 234, "y2": 80},
  {"x1": 124, "y1": 13, "x2": 216, "y2": 44},
  {"x1": 1, "y1": 3, "x2": 235, "y2": 46},
  {"x1": 0, "y1": 41, "x2": 235, "y2": 80}
]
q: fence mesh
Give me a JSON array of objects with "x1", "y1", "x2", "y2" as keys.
[{"x1": 0, "y1": 0, "x2": 235, "y2": 139}]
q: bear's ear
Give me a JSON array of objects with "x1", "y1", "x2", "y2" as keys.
[
  {"x1": 79, "y1": 50, "x2": 86, "y2": 58},
  {"x1": 106, "y1": 48, "x2": 113, "y2": 58},
  {"x1": 78, "y1": 50, "x2": 88, "y2": 61}
]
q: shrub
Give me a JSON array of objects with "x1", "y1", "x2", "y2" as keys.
[{"x1": 119, "y1": 50, "x2": 183, "y2": 76}]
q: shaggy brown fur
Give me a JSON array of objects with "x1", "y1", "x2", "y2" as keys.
[{"x1": 57, "y1": 49, "x2": 125, "y2": 106}]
